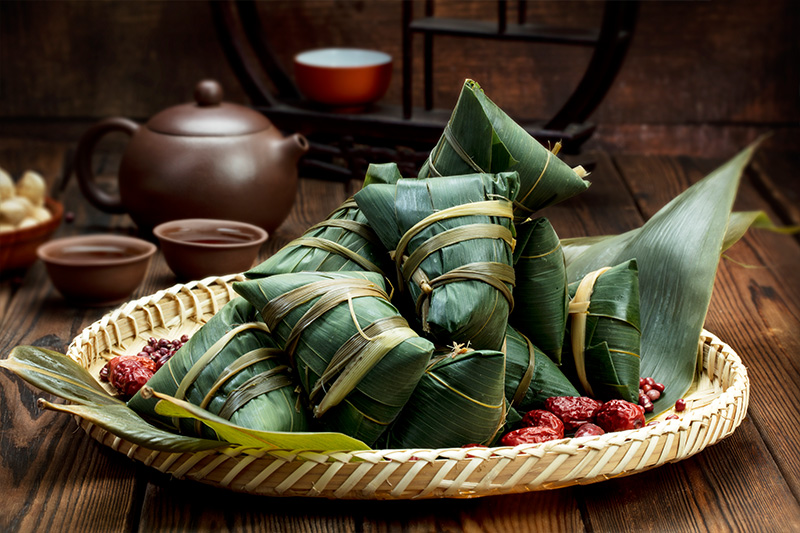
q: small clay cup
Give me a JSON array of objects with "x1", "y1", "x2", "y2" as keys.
[
  {"x1": 153, "y1": 218, "x2": 268, "y2": 281},
  {"x1": 294, "y1": 48, "x2": 392, "y2": 110},
  {"x1": 37, "y1": 234, "x2": 156, "y2": 306}
]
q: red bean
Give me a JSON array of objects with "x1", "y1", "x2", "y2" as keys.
[
  {"x1": 675, "y1": 398, "x2": 687, "y2": 412},
  {"x1": 646, "y1": 389, "x2": 661, "y2": 401},
  {"x1": 653, "y1": 382, "x2": 666, "y2": 392},
  {"x1": 641, "y1": 397, "x2": 654, "y2": 412}
]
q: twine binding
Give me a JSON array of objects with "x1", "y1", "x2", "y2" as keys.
[{"x1": 65, "y1": 276, "x2": 749, "y2": 500}]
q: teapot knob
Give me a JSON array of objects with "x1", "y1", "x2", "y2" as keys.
[{"x1": 194, "y1": 79, "x2": 223, "y2": 107}]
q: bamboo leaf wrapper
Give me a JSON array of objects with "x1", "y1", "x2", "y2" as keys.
[
  {"x1": 128, "y1": 297, "x2": 309, "y2": 438},
  {"x1": 503, "y1": 326, "x2": 580, "y2": 415},
  {"x1": 418, "y1": 79, "x2": 590, "y2": 222},
  {"x1": 562, "y1": 260, "x2": 641, "y2": 403},
  {"x1": 355, "y1": 172, "x2": 519, "y2": 351},
  {"x1": 382, "y1": 346, "x2": 507, "y2": 449},
  {"x1": 233, "y1": 271, "x2": 434, "y2": 445},
  {"x1": 510, "y1": 217, "x2": 569, "y2": 363}
]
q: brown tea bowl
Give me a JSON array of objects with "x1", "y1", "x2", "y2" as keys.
[
  {"x1": 37, "y1": 234, "x2": 156, "y2": 306},
  {"x1": 153, "y1": 218, "x2": 268, "y2": 281}
]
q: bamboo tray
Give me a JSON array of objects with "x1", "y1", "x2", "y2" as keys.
[{"x1": 65, "y1": 275, "x2": 750, "y2": 500}]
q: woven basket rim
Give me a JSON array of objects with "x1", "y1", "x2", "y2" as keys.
[{"x1": 64, "y1": 274, "x2": 750, "y2": 499}]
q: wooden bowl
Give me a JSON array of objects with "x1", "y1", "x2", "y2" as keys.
[
  {"x1": 294, "y1": 48, "x2": 392, "y2": 110},
  {"x1": 153, "y1": 218, "x2": 268, "y2": 281},
  {"x1": 37, "y1": 234, "x2": 156, "y2": 306},
  {"x1": 0, "y1": 197, "x2": 63, "y2": 275}
]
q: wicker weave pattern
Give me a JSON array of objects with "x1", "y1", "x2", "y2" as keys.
[{"x1": 66, "y1": 276, "x2": 749, "y2": 499}]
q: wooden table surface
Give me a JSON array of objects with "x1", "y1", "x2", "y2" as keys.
[{"x1": 1, "y1": 138, "x2": 799, "y2": 532}]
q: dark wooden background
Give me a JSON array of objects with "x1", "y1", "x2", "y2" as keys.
[{"x1": 0, "y1": 0, "x2": 797, "y2": 157}]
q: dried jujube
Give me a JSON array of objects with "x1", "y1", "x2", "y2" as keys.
[{"x1": 544, "y1": 396, "x2": 603, "y2": 432}]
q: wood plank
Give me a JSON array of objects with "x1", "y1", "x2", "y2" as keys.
[
  {"x1": 577, "y1": 420, "x2": 800, "y2": 532},
  {"x1": 139, "y1": 482, "x2": 359, "y2": 531},
  {"x1": 0, "y1": 142, "x2": 149, "y2": 532},
  {"x1": 362, "y1": 491, "x2": 585, "y2": 533}
]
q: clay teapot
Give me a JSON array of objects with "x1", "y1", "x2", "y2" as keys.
[{"x1": 74, "y1": 79, "x2": 309, "y2": 233}]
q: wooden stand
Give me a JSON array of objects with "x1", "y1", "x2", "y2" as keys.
[{"x1": 212, "y1": 0, "x2": 638, "y2": 181}]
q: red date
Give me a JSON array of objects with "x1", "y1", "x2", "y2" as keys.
[
  {"x1": 595, "y1": 399, "x2": 646, "y2": 432},
  {"x1": 574, "y1": 423, "x2": 605, "y2": 437},
  {"x1": 544, "y1": 396, "x2": 603, "y2": 432},
  {"x1": 106, "y1": 355, "x2": 156, "y2": 398},
  {"x1": 500, "y1": 426, "x2": 561, "y2": 446},
  {"x1": 521, "y1": 409, "x2": 565, "y2": 438}
]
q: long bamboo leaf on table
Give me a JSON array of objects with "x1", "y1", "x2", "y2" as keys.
[{"x1": 0, "y1": 346, "x2": 226, "y2": 453}]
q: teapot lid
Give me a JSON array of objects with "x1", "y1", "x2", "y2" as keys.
[{"x1": 146, "y1": 80, "x2": 273, "y2": 136}]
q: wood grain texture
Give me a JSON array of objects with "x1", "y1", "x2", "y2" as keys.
[{"x1": 0, "y1": 0, "x2": 795, "y2": 128}]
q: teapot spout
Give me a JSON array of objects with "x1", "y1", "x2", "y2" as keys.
[{"x1": 279, "y1": 133, "x2": 310, "y2": 164}]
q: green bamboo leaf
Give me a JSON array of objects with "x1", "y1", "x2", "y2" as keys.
[
  {"x1": 504, "y1": 326, "x2": 580, "y2": 414},
  {"x1": 561, "y1": 210, "x2": 797, "y2": 266},
  {"x1": 0, "y1": 346, "x2": 225, "y2": 453},
  {"x1": 246, "y1": 197, "x2": 390, "y2": 279},
  {"x1": 363, "y1": 162, "x2": 404, "y2": 187},
  {"x1": 382, "y1": 347, "x2": 507, "y2": 449},
  {"x1": 355, "y1": 172, "x2": 519, "y2": 350},
  {"x1": 561, "y1": 260, "x2": 641, "y2": 403},
  {"x1": 723, "y1": 210, "x2": 799, "y2": 251},
  {"x1": 146, "y1": 388, "x2": 371, "y2": 451},
  {"x1": 510, "y1": 217, "x2": 569, "y2": 363},
  {"x1": 564, "y1": 141, "x2": 763, "y2": 414},
  {"x1": 128, "y1": 297, "x2": 309, "y2": 437},
  {"x1": 1, "y1": 345, "x2": 122, "y2": 407},
  {"x1": 39, "y1": 399, "x2": 226, "y2": 453},
  {"x1": 418, "y1": 79, "x2": 590, "y2": 221},
  {"x1": 234, "y1": 271, "x2": 434, "y2": 446}
]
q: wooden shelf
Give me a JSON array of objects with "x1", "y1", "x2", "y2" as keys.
[{"x1": 408, "y1": 17, "x2": 599, "y2": 46}]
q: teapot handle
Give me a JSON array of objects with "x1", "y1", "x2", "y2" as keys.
[{"x1": 74, "y1": 117, "x2": 139, "y2": 214}]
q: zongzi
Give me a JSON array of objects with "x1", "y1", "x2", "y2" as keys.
[
  {"x1": 503, "y1": 325, "x2": 580, "y2": 415},
  {"x1": 418, "y1": 79, "x2": 590, "y2": 222},
  {"x1": 233, "y1": 271, "x2": 434, "y2": 445},
  {"x1": 562, "y1": 259, "x2": 641, "y2": 403},
  {"x1": 382, "y1": 344, "x2": 507, "y2": 449},
  {"x1": 355, "y1": 172, "x2": 519, "y2": 351},
  {"x1": 128, "y1": 297, "x2": 309, "y2": 438}
]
